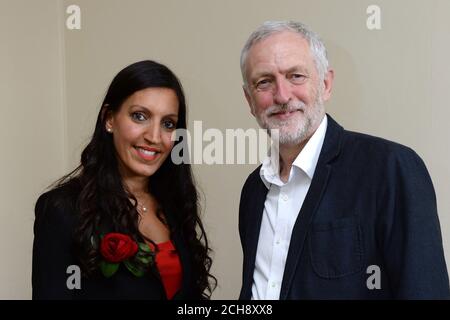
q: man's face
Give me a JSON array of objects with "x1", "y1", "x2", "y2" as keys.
[{"x1": 243, "y1": 31, "x2": 333, "y2": 145}]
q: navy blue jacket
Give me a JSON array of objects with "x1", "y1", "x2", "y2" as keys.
[{"x1": 239, "y1": 115, "x2": 449, "y2": 299}]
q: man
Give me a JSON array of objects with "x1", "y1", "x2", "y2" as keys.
[{"x1": 238, "y1": 20, "x2": 449, "y2": 299}]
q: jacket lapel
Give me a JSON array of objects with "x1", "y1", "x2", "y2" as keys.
[
  {"x1": 279, "y1": 115, "x2": 343, "y2": 299},
  {"x1": 240, "y1": 174, "x2": 269, "y2": 299}
]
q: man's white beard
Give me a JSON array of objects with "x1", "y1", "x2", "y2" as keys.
[{"x1": 256, "y1": 88, "x2": 325, "y2": 146}]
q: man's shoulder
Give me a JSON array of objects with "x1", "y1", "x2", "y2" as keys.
[
  {"x1": 239, "y1": 165, "x2": 266, "y2": 201},
  {"x1": 341, "y1": 129, "x2": 421, "y2": 162},
  {"x1": 242, "y1": 165, "x2": 263, "y2": 187}
]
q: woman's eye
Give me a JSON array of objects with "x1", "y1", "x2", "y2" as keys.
[
  {"x1": 163, "y1": 120, "x2": 176, "y2": 130},
  {"x1": 131, "y1": 112, "x2": 146, "y2": 121}
]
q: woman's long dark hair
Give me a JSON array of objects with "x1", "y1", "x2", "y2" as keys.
[{"x1": 53, "y1": 60, "x2": 216, "y2": 298}]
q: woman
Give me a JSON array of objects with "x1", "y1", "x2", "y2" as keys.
[{"x1": 32, "y1": 60, "x2": 216, "y2": 299}]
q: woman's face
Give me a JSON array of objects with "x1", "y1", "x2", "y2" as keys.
[{"x1": 106, "y1": 87, "x2": 179, "y2": 180}]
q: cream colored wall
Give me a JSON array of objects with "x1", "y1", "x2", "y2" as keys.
[
  {"x1": 1, "y1": 0, "x2": 448, "y2": 299},
  {"x1": 0, "y1": 0, "x2": 66, "y2": 299}
]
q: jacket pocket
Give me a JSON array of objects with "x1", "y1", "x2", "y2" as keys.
[{"x1": 308, "y1": 216, "x2": 364, "y2": 278}]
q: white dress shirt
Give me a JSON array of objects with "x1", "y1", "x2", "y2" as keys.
[{"x1": 251, "y1": 115, "x2": 328, "y2": 300}]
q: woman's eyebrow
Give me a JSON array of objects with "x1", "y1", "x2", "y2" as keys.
[{"x1": 129, "y1": 104, "x2": 178, "y2": 118}]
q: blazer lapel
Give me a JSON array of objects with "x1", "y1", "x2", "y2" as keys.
[
  {"x1": 279, "y1": 115, "x2": 343, "y2": 299},
  {"x1": 240, "y1": 174, "x2": 269, "y2": 299}
]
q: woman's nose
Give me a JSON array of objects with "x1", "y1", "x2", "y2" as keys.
[{"x1": 144, "y1": 121, "x2": 162, "y2": 144}]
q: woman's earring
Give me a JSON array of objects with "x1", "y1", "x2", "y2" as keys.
[{"x1": 106, "y1": 127, "x2": 113, "y2": 133}]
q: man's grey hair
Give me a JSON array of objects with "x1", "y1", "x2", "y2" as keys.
[{"x1": 240, "y1": 20, "x2": 329, "y2": 85}]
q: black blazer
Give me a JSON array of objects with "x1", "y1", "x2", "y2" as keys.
[
  {"x1": 239, "y1": 115, "x2": 450, "y2": 299},
  {"x1": 32, "y1": 182, "x2": 197, "y2": 300}
]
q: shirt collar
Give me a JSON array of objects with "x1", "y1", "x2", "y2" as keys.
[{"x1": 260, "y1": 115, "x2": 328, "y2": 188}]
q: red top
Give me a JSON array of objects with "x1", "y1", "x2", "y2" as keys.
[{"x1": 150, "y1": 240, "x2": 183, "y2": 300}]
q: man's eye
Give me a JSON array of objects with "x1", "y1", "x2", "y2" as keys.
[
  {"x1": 255, "y1": 79, "x2": 272, "y2": 90},
  {"x1": 290, "y1": 74, "x2": 307, "y2": 83},
  {"x1": 131, "y1": 112, "x2": 146, "y2": 121},
  {"x1": 163, "y1": 120, "x2": 176, "y2": 130}
]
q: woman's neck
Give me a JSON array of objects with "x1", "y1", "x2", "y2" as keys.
[{"x1": 122, "y1": 175, "x2": 150, "y2": 197}]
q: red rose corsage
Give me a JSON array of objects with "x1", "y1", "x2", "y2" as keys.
[{"x1": 99, "y1": 232, "x2": 155, "y2": 277}]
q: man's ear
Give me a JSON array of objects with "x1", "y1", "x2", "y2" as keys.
[
  {"x1": 243, "y1": 85, "x2": 255, "y2": 117},
  {"x1": 321, "y1": 69, "x2": 334, "y2": 102}
]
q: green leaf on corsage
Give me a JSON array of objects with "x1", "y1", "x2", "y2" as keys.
[
  {"x1": 124, "y1": 260, "x2": 146, "y2": 277},
  {"x1": 100, "y1": 260, "x2": 119, "y2": 278},
  {"x1": 138, "y1": 242, "x2": 151, "y2": 253}
]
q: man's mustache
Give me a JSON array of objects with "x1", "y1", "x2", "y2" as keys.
[{"x1": 265, "y1": 102, "x2": 306, "y2": 116}]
